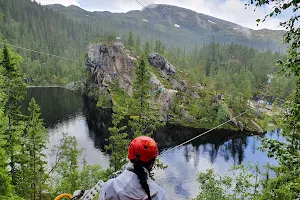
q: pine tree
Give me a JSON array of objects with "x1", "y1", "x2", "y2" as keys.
[
  {"x1": 127, "y1": 31, "x2": 134, "y2": 51},
  {"x1": 135, "y1": 36, "x2": 141, "y2": 56},
  {"x1": 16, "y1": 98, "x2": 48, "y2": 200},
  {"x1": 132, "y1": 53, "x2": 151, "y2": 117},
  {"x1": 106, "y1": 104, "x2": 130, "y2": 172},
  {"x1": 0, "y1": 72, "x2": 14, "y2": 199},
  {"x1": 129, "y1": 53, "x2": 163, "y2": 137},
  {"x1": 0, "y1": 45, "x2": 26, "y2": 185},
  {"x1": 144, "y1": 41, "x2": 151, "y2": 55}
]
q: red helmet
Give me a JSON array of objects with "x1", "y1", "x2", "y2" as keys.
[{"x1": 128, "y1": 136, "x2": 158, "y2": 163}]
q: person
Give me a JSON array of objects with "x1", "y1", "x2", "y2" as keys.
[{"x1": 99, "y1": 136, "x2": 168, "y2": 200}]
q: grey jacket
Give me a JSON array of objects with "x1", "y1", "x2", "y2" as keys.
[{"x1": 99, "y1": 163, "x2": 168, "y2": 200}]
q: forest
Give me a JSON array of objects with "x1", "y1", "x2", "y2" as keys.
[
  {"x1": 0, "y1": 0, "x2": 299, "y2": 199},
  {"x1": 0, "y1": 0, "x2": 287, "y2": 87}
]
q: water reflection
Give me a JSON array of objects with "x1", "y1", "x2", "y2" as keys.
[
  {"x1": 24, "y1": 88, "x2": 279, "y2": 200},
  {"x1": 23, "y1": 87, "x2": 83, "y2": 128}
]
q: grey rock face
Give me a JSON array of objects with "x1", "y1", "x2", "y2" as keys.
[
  {"x1": 86, "y1": 43, "x2": 135, "y2": 94},
  {"x1": 148, "y1": 53, "x2": 176, "y2": 76}
]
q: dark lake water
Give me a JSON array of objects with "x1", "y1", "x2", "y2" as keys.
[{"x1": 23, "y1": 87, "x2": 281, "y2": 199}]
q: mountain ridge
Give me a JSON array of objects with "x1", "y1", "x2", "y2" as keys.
[
  {"x1": 48, "y1": 3, "x2": 284, "y2": 32},
  {"x1": 47, "y1": 3, "x2": 285, "y2": 51}
]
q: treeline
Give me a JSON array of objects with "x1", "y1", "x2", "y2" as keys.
[
  {"x1": 0, "y1": 0, "x2": 100, "y2": 85},
  {"x1": 124, "y1": 31, "x2": 295, "y2": 108}
]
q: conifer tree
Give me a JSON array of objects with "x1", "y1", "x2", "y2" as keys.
[
  {"x1": 129, "y1": 53, "x2": 163, "y2": 137},
  {"x1": 127, "y1": 31, "x2": 134, "y2": 51},
  {"x1": 144, "y1": 41, "x2": 151, "y2": 55},
  {"x1": 16, "y1": 98, "x2": 48, "y2": 200},
  {"x1": 135, "y1": 36, "x2": 141, "y2": 56},
  {"x1": 106, "y1": 104, "x2": 130, "y2": 172},
  {"x1": 0, "y1": 72, "x2": 13, "y2": 199},
  {"x1": 0, "y1": 45, "x2": 26, "y2": 185}
]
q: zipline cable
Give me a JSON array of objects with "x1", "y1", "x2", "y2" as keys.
[
  {"x1": 159, "y1": 108, "x2": 254, "y2": 156},
  {"x1": 0, "y1": 41, "x2": 85, "y2": 64},
  {"x1": 135, "y1": 0, "x2": 159, "y2": 17}
]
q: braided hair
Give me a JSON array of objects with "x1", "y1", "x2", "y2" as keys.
[{"x1": 132, "y1": 159, "x2": 155, "y2": 200}]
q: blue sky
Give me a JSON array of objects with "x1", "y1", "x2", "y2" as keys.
[{"x1": 34, "y1": 0, "x2": 290, "y2": 30}]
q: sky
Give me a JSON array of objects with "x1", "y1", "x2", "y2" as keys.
[{"x1": 34, "y1": 0, "x2": 289, "y2": 30}]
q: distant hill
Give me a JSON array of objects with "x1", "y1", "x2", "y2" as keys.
[{"x1": 48, "y1": 4, "x2": 286, "y2": 51}]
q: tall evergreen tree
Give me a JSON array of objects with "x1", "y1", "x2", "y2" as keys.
[
  {"x1": 16, "y1": 98, "x2": 48, "y2": 200},
  {"x1": 0, "y1": 45, "x2": 26, "y2": 185},
  {"x1": 127, "y1": 31, "x2": 134, "y2": 51},
  {"x1": 106, "y1": 104, "x2": 130, "y2": 172},
  {"x1": 129, "y1": 53, "x2": 163, "y2": 137},
  {"x1": 132, "y1": 53, "x2": 151, "y2": 117},
  {"x1": 144, "y1": 41, "x2": 151, "y2": 55},
  {"x1": 135, "y1": 36, "x2": 141, "y2": 56},
  {"x1": 0, "y1": 71, "x2": 13, "y2": 199}
]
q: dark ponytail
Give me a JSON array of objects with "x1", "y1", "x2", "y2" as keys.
[{"x1": 133, "y1": 161, "x2": 152, "y2": 200}]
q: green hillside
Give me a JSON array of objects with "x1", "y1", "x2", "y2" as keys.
[{"x1": 48, "y1": 4, "x2": 286, "y2": 51}]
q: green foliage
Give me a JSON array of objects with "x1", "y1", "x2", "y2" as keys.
[
  {"x1": 144, "y1": 42, "x2": 151, "y2": 55},
  {"x1": 127, "y1": 31, "x2": 134, "y2": 51},
  {"x1": 248, "y1": 1, "x2": 300, "y2": 199},
  {"x1": 194, "y1": 164, "x2": 261, "y2": 200},
  {"x1": 0, "y1": 45, "x2": 26, "y2": 186},
  {"x1": 132, "y1": 53, "x2": 152, "y2": 117},
  {"x1": 15, "y1": 98, "x2": 48, "y2": 200},
  {"x1": 106, "y1": 53, "x2": 166, "y2": 171},
  {"x1": 50, "y1": 133, "x2": 82, "y2": 195},
  {"x1": 106, "y1": 104, "x2": 130, "y2": 171},
  {"x1": 96, "y1": 90, "x2": 112, "y2": 109},
  {"x1": 94, "y1": 32, "x2": 117, "y2": 45},
  {"x1": 80, "y1": 165, "x2": 108, "y2": 190},
  {"x1": 154, "y1": 40, "x2": 165, "y2": 55},
  {"x1": 0, "y1": 66, "x2": 12, "y2": 199},
  {"x1": 110, "y1": 82, "x2": 130, "y2": 108},
  {"x1": 0, "y1": 0, "x2": 90, "y2": 85},
  {"x1": 50, "y1": 133, "x2": 108, "y2": 198}
]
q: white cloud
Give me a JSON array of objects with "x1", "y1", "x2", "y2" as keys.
[{"x1": 35, "y1": 0, "x2": 286, "y2": 30}]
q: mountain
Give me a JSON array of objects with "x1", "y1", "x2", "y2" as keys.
[
  {"x1": 48, "y1": 4, "x2": 285, "y2": 51},
  {"x1": 0, "y1": 0, "x2": 286, "y2": 86}
]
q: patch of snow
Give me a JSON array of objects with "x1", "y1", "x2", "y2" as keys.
[
  {"x1": 208, "y1": 20, "x2": 216, "y2": 24},
  {"x1": 142, "y1": 19, "x2": 148, "y2": 22},
  {"x1": 234, "y1": 28, "x2": 237, "y2": 30},
  {"x1": 174, "y1": 24, "x2": 180, "y2": 28},
  {"x1": 86, "y1": 14, "x2": 89, "y2": 17}
]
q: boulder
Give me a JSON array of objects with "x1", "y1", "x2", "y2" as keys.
[{"x1": 148, "y1": 53, "x2": 176, "y2": 76}]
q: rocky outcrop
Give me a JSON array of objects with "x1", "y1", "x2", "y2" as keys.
[
  {"x1": 86, "y1": 43, "x2": 135, "y2": 94},
  {"x1": 148, "y1": 53, "x2": 176, "y2": 77},
  {"x1": 245, "y1": 120, "x2": 264, "y2": 133},
  {"x1": 86, "y1": 43, "x2": 180, "y2": 121}
]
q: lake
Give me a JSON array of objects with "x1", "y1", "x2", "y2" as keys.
[{"x1": 23, "y1": 87, "x2": 281, "y2": 200}]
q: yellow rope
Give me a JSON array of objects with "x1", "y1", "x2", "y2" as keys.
[{"x1": 54, "y1": 193, "x2": 72, "y2": 200}]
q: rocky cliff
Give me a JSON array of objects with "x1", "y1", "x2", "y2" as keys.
[
  {"x1": 85, "y1": 43, "x2": 265, "y2": 133},
  {"x1": 86, "y1": 43, "x2": 135, "y2": 94},
  {"x1": 85, "y1": 43, "x2": 187, "y2": 119}
]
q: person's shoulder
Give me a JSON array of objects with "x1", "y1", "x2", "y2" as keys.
[
  {"x1": 148, "y1": 180, "x2": 167, "y2": 199},
  {"x1": 156, "y1": 184, "x2": 167, "y2": 195}
]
